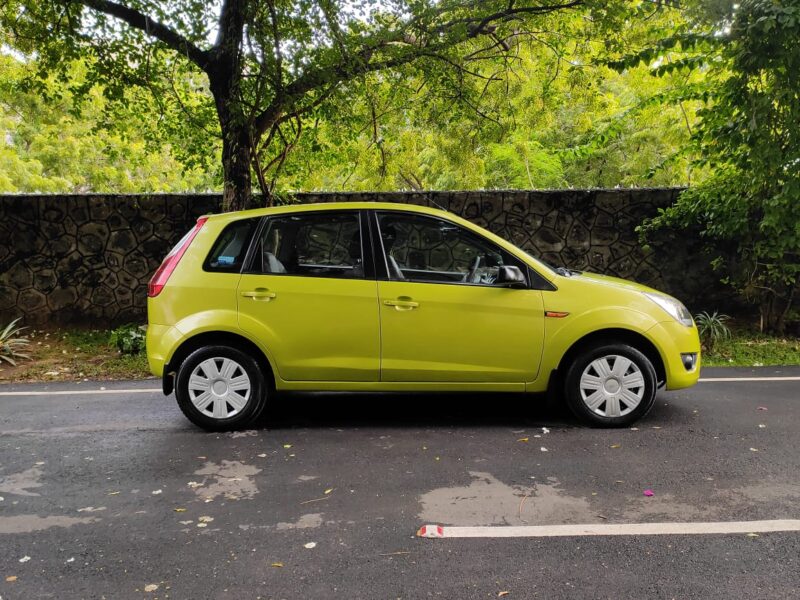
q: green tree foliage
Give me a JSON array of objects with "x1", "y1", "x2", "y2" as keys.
[
  {"x1": 0, "y1": 53, "x2": 218, "y2": 193},
  {"x1": 638, "y1": 0, "x2": 800, "y2": 332},
  {"x1": 276, "y1": 7, "x2": 703, "y2": 192},
  {"x1": 1, "y1": 0, "x2": 651, "y2": 210}
]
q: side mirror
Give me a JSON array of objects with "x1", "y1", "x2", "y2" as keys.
[{"x1": 496, "y1": 265, "x2": 527, "y2": 288}]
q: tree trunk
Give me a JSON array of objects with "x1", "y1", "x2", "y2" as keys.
[{"x1": 220, "y1": 124, "x2": 253, "y2": 212}]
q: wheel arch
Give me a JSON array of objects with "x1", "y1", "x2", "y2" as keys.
[
  {"x1": 554, "y1": 328, "x2": 667, "y2": 391},
  {"x1": 163, "y1": 331, "x2": 275, "y2": 395}
]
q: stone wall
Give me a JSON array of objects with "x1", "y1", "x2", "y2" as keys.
[{"x1": 0, "y1": 190, "x2": 736, "y2": 327}]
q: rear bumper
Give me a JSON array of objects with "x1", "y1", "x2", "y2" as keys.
[
  {"x1": 146, "y1": 323, "x2": 182, "y2": 379},
  {"x1": 647, "y1": 321, "x2": 702, "y2": 390}
]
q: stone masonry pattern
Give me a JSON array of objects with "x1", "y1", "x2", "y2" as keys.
[{"x1": 0, "y1": 190, "x2": 735, "y2": 326}]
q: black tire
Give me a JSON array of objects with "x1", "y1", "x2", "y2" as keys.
[
  {"x1": 175, "y1": 345, "x2": 268, "y2": 431},
  {"x1": 563, "y1": 343, "x2": 657, "y2": 428}
]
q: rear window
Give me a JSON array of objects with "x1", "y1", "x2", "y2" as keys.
[{"x1": 204, "y1": 218, "x2": 258, "y2": 272}]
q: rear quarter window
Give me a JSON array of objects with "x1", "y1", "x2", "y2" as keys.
[{"x1": 203, "y1": 218, "x2": 258, "y2": 272}]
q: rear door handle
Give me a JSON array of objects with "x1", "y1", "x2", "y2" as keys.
[
  {"x1": 241, "y1": 288, "x2": 276, "y2": 301},
  {"x1": 383, "y1": 298, "x2": 419, "y2": 311}
]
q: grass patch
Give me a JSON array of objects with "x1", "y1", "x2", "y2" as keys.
[
  {"x1": 702, "y1": 330, "x2": 800, "y2": 367},
  {"x1": 0, "y1": 328, "x2": 152, "y2": 383}
]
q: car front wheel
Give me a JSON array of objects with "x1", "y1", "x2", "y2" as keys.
[
  {"x1": 175, "y1": 345, "x2": 268, "y2": 431},
  {"x1": 564, "y1": 343, "x2": 657, "y2": 427}
]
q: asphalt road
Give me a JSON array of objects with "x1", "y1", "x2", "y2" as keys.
[{"x1": 1, "y1": 367, "x2": 799, "y2": 599}]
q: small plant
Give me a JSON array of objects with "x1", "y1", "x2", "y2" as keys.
[
  {"x1": 0, "y1": 318, "x2": 30, "y2": 366},
  {"x1": 110, "y1": 324, "x2": 146, "y2": 355},
  {"x1": 694, "y1": 311, "x2": 732, "y2": 352}
]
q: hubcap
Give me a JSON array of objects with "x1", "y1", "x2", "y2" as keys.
[
  {"x1": 188, "y1": 357, "x2": 251, "y2": 420},
  {"x1": 579, "y1": 355, "x2": 645, "y2": 418}
]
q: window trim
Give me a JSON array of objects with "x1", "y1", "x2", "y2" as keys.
[
  {"x1": 371, "y1": 210, "x2": 535, "y2": 290},
  {"x1": 241, "y1": 209, "x2": 370, "y2": 281}
]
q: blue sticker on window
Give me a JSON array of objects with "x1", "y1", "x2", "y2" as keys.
[{"x1": 217, "y1": 256, "x2": 235, "y2": 265}]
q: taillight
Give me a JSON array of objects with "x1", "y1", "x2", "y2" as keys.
[{"x1": 147, "y1": 216, "x2": 209, "y2": 297}]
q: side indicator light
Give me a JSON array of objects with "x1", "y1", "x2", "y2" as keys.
[{"x1": 545, "y1": 311, "x2": 570, "y2": 318}]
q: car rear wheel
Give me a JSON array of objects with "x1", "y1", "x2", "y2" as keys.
[
  {"x1": 564, "y1": 343, "x2": 657, "y2": 427},
  {"x1": 175, "y1": 345, "x2": 268, "y2": 431}
]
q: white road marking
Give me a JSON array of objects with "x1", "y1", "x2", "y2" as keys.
[
  {"x1": 419, "y1": 519, "x2": 800, "y2": 538},
  {"x1": 0, "y1": 388, "x2": 161, "y2": 397},
  {"x1": 699, "y1": 376, "x2": 800, "y2": 382}
]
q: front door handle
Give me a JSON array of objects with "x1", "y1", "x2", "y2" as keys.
[
  {"x1": 383, "y1": 297, "x2": 419, "y2": 311},
  {"x1": 241, "y1": 288, "x2": 277, "y2": 301}
]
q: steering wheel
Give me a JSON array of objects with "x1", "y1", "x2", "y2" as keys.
[{"x1": 463, "y1": 256, "x2": 481, "y2": 283}]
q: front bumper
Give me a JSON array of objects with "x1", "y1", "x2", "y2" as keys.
[{"x1": 646, "y1": 320, "x2": 702, "y2": 390}]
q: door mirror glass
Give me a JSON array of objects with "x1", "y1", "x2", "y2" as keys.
[{"x1": 496, "y1": 265, "x2": 527, "y2": 288}]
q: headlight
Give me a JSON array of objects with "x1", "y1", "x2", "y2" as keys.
[{"x1": 643, "y1": 292, "x2": 693, "y2": 327}]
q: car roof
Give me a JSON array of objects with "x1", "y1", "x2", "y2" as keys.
[{"x1": 207, "y1": 201, "x2": 452, "y2": 222}]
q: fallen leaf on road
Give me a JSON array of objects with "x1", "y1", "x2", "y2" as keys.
[
  {"x1": 517, "y1": 437, "x2": 529, "y2": 443},
  {"x1": 643, "y1": 489, "x2": 654, "y2": 497},
  {"x1": 542, "y1": 427, "x2": 550, "y2": 434},
  {"x1": 6, "y1": 576, "x2": 17, "y2": 582},
  {"x1": 77, "y1": 506, "x2": 106, "y2": 513},
  {"x1": 610, "y1": 444, "x2": 621, "y2": 449},
  {"x1": 757, "y1": 406, "x2": 768, "y2": 411},
  {"x1": 630, "y1": 427, "x2": 639, "y2": 431},
  {"x1": 283, "y1": 444, "x2": 292, "y2": 449},
  {"x1": 257, "y1": 454, "x2": 267, "y2": 458},
  {"x1": 107, "y1": 491, "x2": 120, "y2": 496},
  {"x1": 151, "y1": 490, "x2": 162, "y2": 495},
  {"x1": 144, "y1": 583, "x2": 158, "y2": 592},
  {"x1": 304, "y1": 542, "x2": 317, "y2": 549},
  {"x1": 498, "y1": 592, "x2": 510, "y2": 597},
  {"x1": 540, "y1": 447, "x2": 548, "y2": 452},
  {"x1": 179, "y1": 520, "x2": 193, "y2": 525},
  {"x1": 34, "y1": 461, "x2": 45, "y2": 466},
  {"x1": 651, "y1": 426, "x2": 661, "y2": 430},
  {"x1": 196, "y1": 523, "x2": 208, "y2": 528},
  {"x1": 66, "y1": 558, "x2": 74, "y2": 563},
  {"x1": 300, "y1": 495, "x2": 331, "y2": 505},
  {"x1": 758, "y1": 424, "x2": 766, "y2": 428},
  {"x1": 271, "y1": 562, "x2": 284, "y2": 568},
  {"x1": 18, "y1": 556, "x2": 30, "y2": 563},
  {"x1": 198, "y1": 516, "x2": 214, "y2": 523},
  {"x1": 324, "y1": 488, "x2": 334, "y2": 495},
  {"x1": 187, "y1": 481, "x2": 202, "y2": 489},
  {"x1": 747, "y1": 533, "x2": 759, "y2": 538},
  {"x1": 749, "y1": 448, "x2": 759, "y2": 452},
  {"x1": 174, "y1": 508, "x2": 187, "y2": 512}
]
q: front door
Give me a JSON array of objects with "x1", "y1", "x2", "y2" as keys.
[
  {"x1": 374, "y1": 211, "x2": 545, "y2": 383},
  {"x1": 238, "y1": 210, "x2": 380, "y2": 382}
]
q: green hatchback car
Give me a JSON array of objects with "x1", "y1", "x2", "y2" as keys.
[{"x1": 147, "y1": 202, "x2": 701, "y2": 431}]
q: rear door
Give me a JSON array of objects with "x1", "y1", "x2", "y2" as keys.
[
  {"x1": 237, "y1": 210, "x2": 380, "y2": 382},
  {"x1": 373, "y1": 210, "x2": 545, "y2": 383}
]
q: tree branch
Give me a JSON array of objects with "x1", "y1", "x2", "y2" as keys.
[
  {"x1": 252, "y1": 0, "x2": 583, "y2": 133},
  {"x1": 77, "y1": 0, "x2": 211, "y2": 69}
]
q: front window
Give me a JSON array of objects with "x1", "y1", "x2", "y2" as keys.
[
  {"x1": 254, "y1": 212, "x2": 364, "y2": 279},
  {"x1": 376, "y1": 212, "x2": 522, "y2": 286}
]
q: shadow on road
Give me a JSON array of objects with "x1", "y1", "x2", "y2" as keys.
[{"x1": 256, "y1": 390, "x2": 685, "y2": 430}]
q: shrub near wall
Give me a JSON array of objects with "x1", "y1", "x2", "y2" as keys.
[{"x1": 0, "y1": 189, "x2": 736, "y2": 327}]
